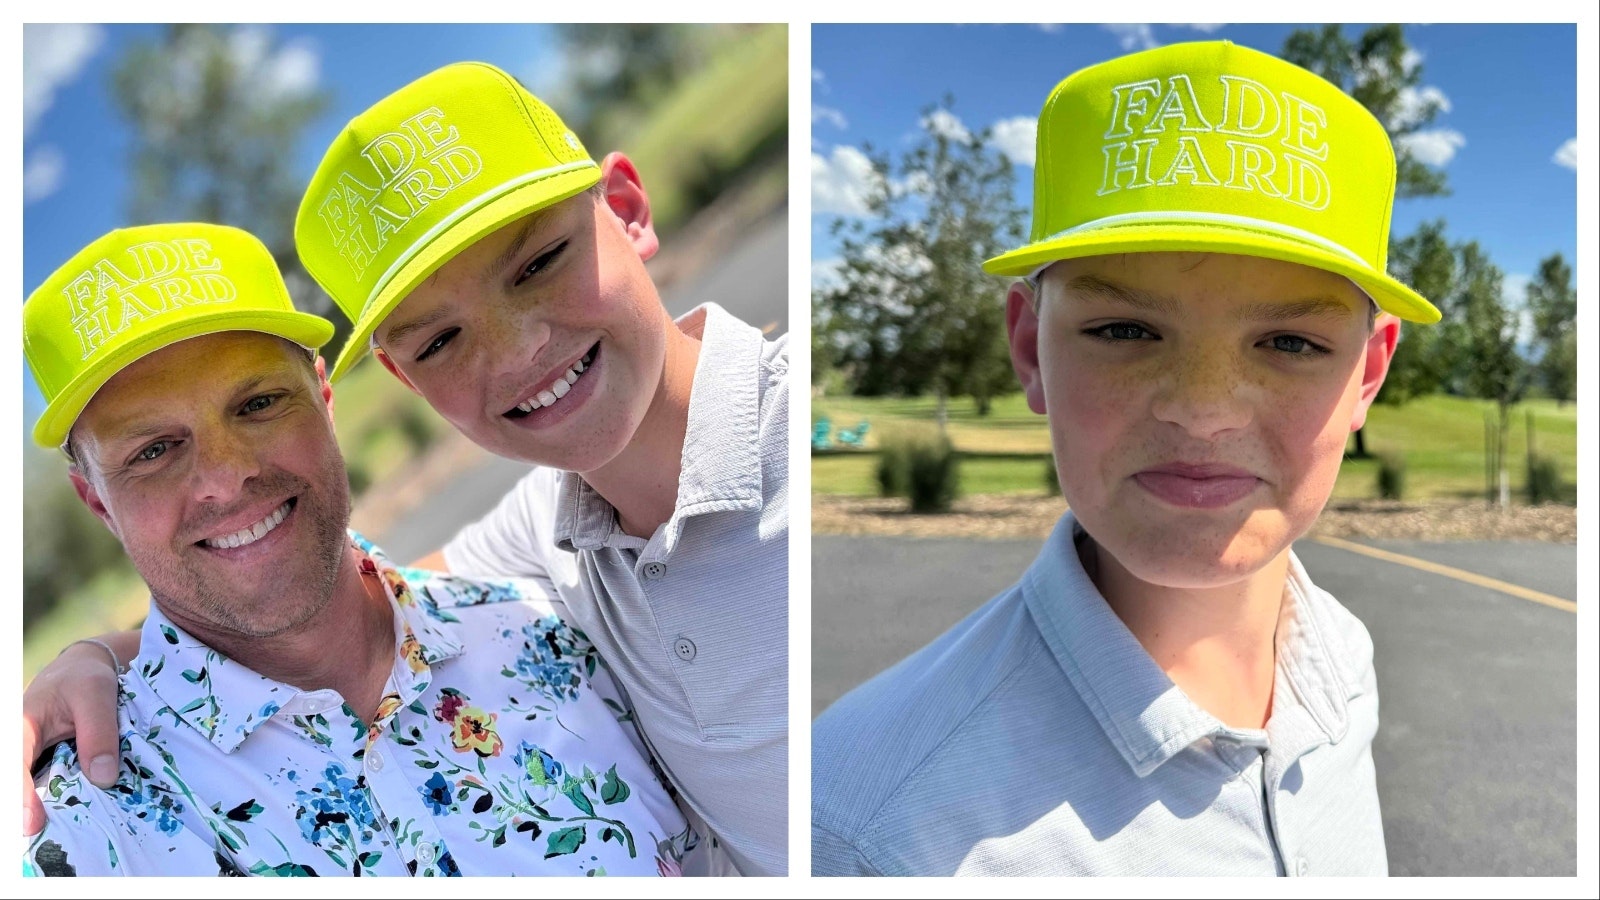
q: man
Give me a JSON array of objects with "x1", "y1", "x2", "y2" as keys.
[
  {"x1": 813, "y1": 41, "x2": 1435, "y2": 875},
  {"x1": 24, "y1": 61, "x2": 787, "y2": 875},
  {"x1": 22, "y1": 223, "x2": 690, "y2": 876}
]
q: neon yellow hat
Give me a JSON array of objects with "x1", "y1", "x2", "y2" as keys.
[
  {"x1": 296, "y1": 61, "x2": 602, "y2": 381},
  {"x1": 985, "y1": 41, "x2": 1440, "y2": 323},
  {"x1": 24, "y1": 223, "x2": 335, "y2": 448}
]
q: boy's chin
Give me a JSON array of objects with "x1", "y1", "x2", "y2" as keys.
[{"x1": 1084, "y1": 509, "x2": 1309, "y2": 590}]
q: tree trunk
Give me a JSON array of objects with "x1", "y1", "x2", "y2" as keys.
[
  {"x1": 1351, "y1": 426, "x2": 1369, "y2": 459},
  {"x1": 935, "y1": 387, "x2": 949, "y2": 436},
  {"x1": 1496, "y1": 403, "x2": 1511, "y2": 509}
]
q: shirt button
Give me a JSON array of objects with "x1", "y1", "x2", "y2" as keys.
[
  {"x1": 673, "y1": 638, "x2": 697, "y2": 662},
  {"x1": 417, "y1": 842, "x2": 437, "y2": 865},
  {"x1": 643, "y1": 561, "x2": 667, "y2": 579},
  {"x1": 367, "y1": 749, "x2": 385, "y2": 772},
  {"x1": 1296, "y1": 856, "x2": 1308, "y2": 876}
]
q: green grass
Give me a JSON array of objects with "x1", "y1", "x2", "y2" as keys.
[
  {"x1": 813, "y1": 393, "x2": 1579, "y2": 502},
  {"x1": 623, "y1": 24, "x2": 788, "y2": 233}
]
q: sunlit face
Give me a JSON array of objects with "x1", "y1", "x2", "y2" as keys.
[
  {"x1": 1009, "y1": 252, "x2": 1396, "y2": 588},
  {"x1": 70, "y1": 332, "x2": 351, "y2": 644},
  {"x1": 373, "y1": 183, "x2": 670, "y2": 475}
]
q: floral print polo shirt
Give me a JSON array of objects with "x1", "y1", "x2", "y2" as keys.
[{"x1": 25, "y1": 535, "x2": 691, "y2": 877}]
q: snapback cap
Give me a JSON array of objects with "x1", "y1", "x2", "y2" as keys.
[
  {"x1": 295, "y1": 61, "x2": 602, "y2": 381},
  {"x1": 24, "y1": 223, "x2": 334, "y2": 448},
  {"x1": 985, "y1": 41, "x2": 1440, "y2": 323}
]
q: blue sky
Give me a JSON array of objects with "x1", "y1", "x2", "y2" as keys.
[
  {"x1": 20, "y1": 23, "x2": 602, "y2": 419},
  {"x1": 811, "y1": 24, "x2": 1579, "y2": 310}
]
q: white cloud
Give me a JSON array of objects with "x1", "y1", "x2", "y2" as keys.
[
  {"x1": 921, "y1": 108, "x2": 971, "y2": 143},
  {"x1": 1103, "y1": 24, "x2": 1157, "y2": 51},
  {"x1": 229, "y1": 27, "x2": 319, "y2": 101},
  {"x1": 812, "y1": 68, "x2": 825, "y2": 83},
  {"x1": 1173, "y1": 24, "x2": 1226, "y2": 34},
  {"x1": 812, "y1": 145, "x2": 883, "y2": 217},
  {"x1": 1033, "y1": 24, "x2": 1064, "y2": 34},
  {"x1": 23, "y1": 24, "x2": 104, "y2": 136},
  {"x1": 813, "y1": 105, "x2": 848, "y2": 130},
  {"x1": 991, "y1": 116, "x2": 1038, "y2": 167},
  {"x1": 24, "y1": 146, "x2": 65, "y2": 204},
  {"x1": 1397, "y1": 128, "x2": 1466, "y2": 167},
  {"x1": 1392, "y1": 85, "x2": 1452, "y2": 131},
  {"x1": 1553, "y1": 138, "x2": 1576, "y2": 170},
  {"x1": 812, "y1": 256, "x2": 845, "y2": 293}
]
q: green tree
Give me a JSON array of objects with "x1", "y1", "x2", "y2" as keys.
[
  {"x1": 1526, "y1": 253, "x2": 1577, "y2": 406},
  {"x1": 1282, "y1": 23, "x2": 1450, "y2": 198},
  {"x1": 551, "y1": 24, "x2": 719, "y2": 149},
  {"x1": 1453, "y1": 241, "x2": 1528, "y2": 507},
  {"x1": 111, "y1": 25, "x2": 336, "y2": 338},
  {"x1": 1381, "y1": 220, "x2": 1458, "y2": 404},
  {"x1": 1283, "y1": 24, "x2": 1452, "y2": 455},
  {"x1": 817, "y1": 100, "x2": 1027, "y2": 424}
]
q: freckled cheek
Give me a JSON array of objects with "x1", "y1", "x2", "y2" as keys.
[
  {"x1": 1267, "y1": 379, "x2": 1359, "y2": 497},
  {"x1": 1042, "y1": 354, "x2": 1141, "y2": 496}
]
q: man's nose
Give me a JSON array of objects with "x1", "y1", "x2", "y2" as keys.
[{"x1": 188, "y1": 425, "x2": 262, "y2": 504}]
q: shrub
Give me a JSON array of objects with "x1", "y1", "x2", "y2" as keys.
[
  {"x1": 1376, "y1": 451, "x2": 1407, "y2": 500},
  {"x1": 1527, "y1": 454, "x2": 1564, "y2": 505},
  {"x1": 877, "y1": 427, "x2": 961, "y2": 512}
]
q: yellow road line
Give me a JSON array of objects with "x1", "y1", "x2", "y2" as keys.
[{"x1": 1311, "y1": 535, "x2": 1577, "y2": 614}]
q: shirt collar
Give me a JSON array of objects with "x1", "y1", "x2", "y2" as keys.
[
  {"x1": 133, "y1": 536, "x2": 464, "y2": 755},
  {"x1": 1021, "y1": 511, "x2": 1349, "y2": 777},
  {"x1": 556, "y1": 303, "x2": 766, "y2": 555}
]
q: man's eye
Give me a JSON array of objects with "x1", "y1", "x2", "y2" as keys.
[
  {"x1": 241, "y1": 395, "x2": 276, "y2": 414},
  {"x1": 1087, "y1": 322, "x2": 1158, "y2": 341},
  {"x1": 417, "y1": 328, "x2": 460, "y2": 362},
  {"x1": 135, "y1": 441, "x2": 171, "y2": 463},
  {"x1": 514, "y1": 241, "x2": 568, "y2": 286}
]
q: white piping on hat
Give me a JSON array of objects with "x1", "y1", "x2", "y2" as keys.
[
  {"x1": 361, "y1": 159, "x2": 599, "y2": 317},
  {"x1": 1021, "y1": 210, "x2": 1373, "y2": 284}
]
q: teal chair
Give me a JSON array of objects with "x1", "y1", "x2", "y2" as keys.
[
  {"x1": 836, "y1": 420, "x2": 870, "y2": 447},
  {"x1": 812, "y1": 418, "x2": 833, "y2": 451}
]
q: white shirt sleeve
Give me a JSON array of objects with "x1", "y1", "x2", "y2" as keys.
[{"x1": 440, "y1": 465, "x2": 565, "y2": 582}]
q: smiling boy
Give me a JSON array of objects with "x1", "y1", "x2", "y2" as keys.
[
  {"x1": 811, "y1": 41, "x2": 1437, "y2": 876},
  {"x1": 24, "y1": 62, "x2": 787, "y2": 876}
]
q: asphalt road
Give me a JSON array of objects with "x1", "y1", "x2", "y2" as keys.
[
  {"x1": 810, "y1": 533, "x2": 1577, "y2": 877},
  {"x1": 370, "y1": 210, "x2": 788, "y2": 562}
]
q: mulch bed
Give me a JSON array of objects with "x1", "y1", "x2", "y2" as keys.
[{"x1": 811, "y1": 493, "x2": 1577, "y2": 543}]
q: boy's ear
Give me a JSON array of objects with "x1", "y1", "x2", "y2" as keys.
[
  {"x1": 374, "y1": 347, "x2": 423, "y2": 397},
  {"x1": 1006, "y1": 280, "x2": 1048, "y2": 415},
  {"x1": 598, "y1": 152, "x2": 658, "y2": 262},
  {"x1": 314, "y1": 355, "x2": 337, "y2": 421},
  {"x1": 1350, "y1": 313, "x2": 1401, "y2": 431}
]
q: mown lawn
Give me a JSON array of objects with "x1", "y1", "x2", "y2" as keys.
[{"x1": 812, "y1": 393, "x2": 1579, "y2": 502}]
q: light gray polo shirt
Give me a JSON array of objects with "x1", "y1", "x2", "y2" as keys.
[
  {"x1": 812, "y1": 511, "x2": 1385, "y2": 876},
  {"x1": 445, "y1": 303, "x2": 788, "y2": 876}
]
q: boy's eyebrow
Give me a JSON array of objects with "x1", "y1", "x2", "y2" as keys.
[
  {"x1": 382, "y1": 307, "x2": 450, "y2": 349},
  {"x1": 1238, "y1": 297, "x2": 1358, "y2": 322},
  {"x1": 1062, "y1": 274, "x2": 1179, "y2": 315},
  {"x1": 485, "y1": 202, "x2": 563, "y2": 282}
]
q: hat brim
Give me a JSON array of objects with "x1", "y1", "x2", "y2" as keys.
[
  {"x1": 32, "y1": 309, "x2": 335, "y2": 448},
  {"x1": 983, "y1": 218, "x2": 1441, "y2": 324},
  {"x1": 328, "y1": 164, "x2": 602, "y2": 382}
]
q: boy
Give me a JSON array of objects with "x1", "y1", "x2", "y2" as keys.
[
  {"x1": 25, "y1": 62, "x2": 787, "y2": 876},
  {"x1": 811, "y1": 41, "x2": 1436, "y2": 876}
]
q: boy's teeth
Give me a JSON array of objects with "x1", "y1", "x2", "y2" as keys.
[
  {"x1": 205, "y1": 502, "x2": 290, "y2": 550},
  {"x1": 511, "y1": 349, "x2": 597, "y2": 416}
]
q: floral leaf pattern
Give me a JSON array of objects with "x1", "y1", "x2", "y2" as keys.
[{"x1": 24, "y1": 535, "x2": 690, "y2": 877}]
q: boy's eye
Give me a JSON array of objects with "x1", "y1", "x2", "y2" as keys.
[
  {"x1": 416, "y1": 327, "x2": 460, "y2": 363},
  {"x1": 1087, "y1": 322, "x2": 1158, "y2": 342},
  {"x1": 514, "y1": 240, "x2": 569, "y2": 287},
  {"x1": 1264, "y1": 334, "x2": 1329, "y2": 356}
]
